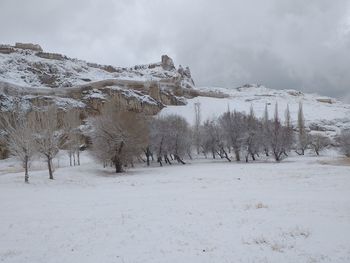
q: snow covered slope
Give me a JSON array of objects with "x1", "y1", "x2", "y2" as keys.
[{"x1": 161, "y1": 84, "x2": 350, "y2": 137}]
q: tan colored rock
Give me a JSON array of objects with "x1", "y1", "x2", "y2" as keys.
[
  {"x1": 0, "y1": 45, "x2": 15, "y2": 54},
  {"x1": 317, "y1": 98, "x2": 333, "y2": 104},
  {"x1": 15, "y1": 42, "x2": 43, "y2": 52},
  {"x1": 36, "y1": 52, "x2": 65, "y2": 61}
]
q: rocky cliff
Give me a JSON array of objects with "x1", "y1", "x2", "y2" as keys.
[
  {"x1": 0, "y1": 42, "x2": 196, "y2": 116},
  {"x1": 0, "y1": 43, "x2": 199, "y2": 158}
]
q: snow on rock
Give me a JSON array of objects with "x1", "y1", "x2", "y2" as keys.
[
  {"x1": 0, "y1": 43, "x2": 195, "y2": 119},
  {"x1": 0, "y1": 44, "x2": 195, "y2": 90}
]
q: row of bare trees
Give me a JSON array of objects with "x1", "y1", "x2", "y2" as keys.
[
  {"x1": 88, "y1": 100, "x2": 192, "y2": 172},
  {"x1": 0, "y1": 105, "x2": 83, "y2": 183},
  {"x1": 1, "y1": 98, "x2": 349, "y2": 181},
  {"x1": 88, "y1": 99, "x2": 350, "y2": 173},
  {"x1": 88, "y1": 101, "x2": 294, "y2": 172},
  {"x1": 198, "y1": 104, "x2": 294, "y2": 162}
]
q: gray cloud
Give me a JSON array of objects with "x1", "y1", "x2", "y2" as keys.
[{"x1": 0, "y1": 0, "x2": 349, "y2": 101}]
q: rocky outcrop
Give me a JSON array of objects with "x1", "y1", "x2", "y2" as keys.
[
  {"x1": 316, "y1": 98, "x2": 334, "y2": 104},
  {"x1": 0, "y1": 43, "x2": 196, "y2": 92},
  {"x1": 36, "y1": 52, "x2": 66, "y2": 61},
  {"x1": 0, "y1": 45, "x2": 15, "y2": 54},
  {"x1": 15, "y1": 42, "x2": 43, "y2": 52},
  {"x1": 161, "y1": 55, "x2": 175, "y2": 71}
]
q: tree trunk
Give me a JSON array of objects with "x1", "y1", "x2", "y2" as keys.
[
  {"x1": 77, "y1": 150, "x2": 80, "y2": 166},
  {"x1": 251, "y1": 153, "x2": 256, "y2": 161},
  {"x1": 175, "y1": 155, "x2": 186, "y2": 165},
  {"x1": 234, "y1": 149, "x2": 240, "y2": 162},
  {"x1": 164, "y1": 155, "x2": 172, "y2": 165},
  {"x1": 24, "y1": 155, "x2": 29, "y2": 183},
  {"x1": 264, "y1": 148, "x2": 269, "y2": 157},
  {"x1": 157, "y1": 156, "x2": 163, "y2": 167},
  {"x1": 145, "y1": 147, "x2": 151, "y2": 166},
  {"x1": 48, "y1": 157, "x2": 54, "y2": 180},
  {"x1": 295, "y1": 150, "x2": 303, "y2": 156},
  {"x1": 222, "y1": 149, "x2": 231, "y2": 162},
  {"x1": 69, "y1": 152, "x2": 72, "y2": 166},
  {"x1": 115, "y1": 158, "x2": 123, "y2": 173}
]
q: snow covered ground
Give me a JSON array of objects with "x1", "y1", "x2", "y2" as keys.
[{"x1": 0, "y1": 152, "x2": 349, "y2": 263}]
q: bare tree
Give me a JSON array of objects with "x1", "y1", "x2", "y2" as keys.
[
  {"x1": 200, "y1": 119, "x2": 221, "y2": 159},
  {"x1": 193, "y1": 102, "x2": 202, "y2": 155},
  {"x1": 34, "y1": 105, "x2": 63, "y2": 180},
  {"x1": 219, "y1": 110, "x2": 246, "y2": 161},
  {"x1": 62, "y1": 109, "x2": 82, "y2": 166},
  {"x1": 269, "y1": 103, "x2": 293, "y2": 162},
  {"x1": 296, "y1": 102, "x2": 309, "y2": 155},
  {"x1": 339, "y1": 130, "x2": 350, "y2": 157},
  {"x1": 310, "y1": 133, "x2": 330, "y2": 156},
  {"x1": 149, "y1": 117, "x2": 167, "y2": 166},
  {"x1": 283, "y1": 104, "x2": 294, "y2": 155},
  {"x1": 244, "y1": 106, "x2": 262, "y2": 162},
  {"x1": 0, "y1": 109, "x2": 37, "y2": 183},
  {"x1": 167, "y1": 115, "x2": 191, "y2": 164},
  {"x1": 262, "y1": 103, "x2": 270, "y2": 156},
  {"x1": 90, "y1": 100, "x2": 148, "y2": 173},
  {"x1": 149, "y1": 115, "x2": 191, "y2": 166}
]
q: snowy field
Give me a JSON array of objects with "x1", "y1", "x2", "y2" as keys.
[{"x1": 0, "y1": 153, "x2": 350, "y2": 263}]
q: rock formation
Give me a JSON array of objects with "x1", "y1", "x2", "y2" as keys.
[{"x1": 161, "y1": 55, "x2": 175, "y2": 71}]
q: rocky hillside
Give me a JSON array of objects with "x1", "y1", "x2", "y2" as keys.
[{"x1": 0, "y1": 42, "x2": 196, "y2": 115}]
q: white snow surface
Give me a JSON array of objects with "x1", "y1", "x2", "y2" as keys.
[
  {"x1": 0, "y1": 152, "x2": 350, "y2": 262},
  {"x1": 161, "y1": 85, "x2": 350, "y2": 136}
]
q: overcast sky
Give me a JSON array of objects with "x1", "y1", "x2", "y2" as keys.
[{"x1": 1, "y1": 0, "x2": 350, "y2": 101}]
